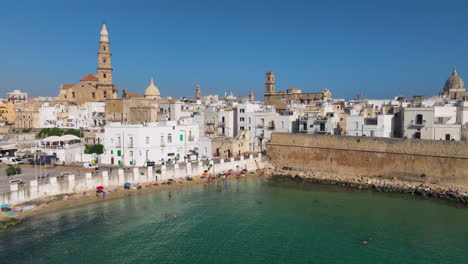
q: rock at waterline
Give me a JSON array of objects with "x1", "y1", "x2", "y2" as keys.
[{"x1": 0, "y1": 218, "x2": 23, "y2": 230}]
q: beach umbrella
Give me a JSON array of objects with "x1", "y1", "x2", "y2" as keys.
[
  {"x1": 242, "y1": 169, "x2": 248, "y2": 172},
  {"x1": 1, "y1": 204, "x2": 9, "y2": 208},
  {"x1": 202, "y1": 173, "x2": 208, "y2": 176},
  {"x1": 96, "y1": 186, "x2": 104, "y2": 190},
  {"x1": 168, "y1": 179, "x2": 175, "y2": 182},
  {"x1": 124, "y1": 182, "x2": 131, "y2": 186},
  {"x1": 228, "y1": 169, "x2": 234, "y2": 173}
]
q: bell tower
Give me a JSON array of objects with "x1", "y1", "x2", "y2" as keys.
[
  {"x1": 195, "y1": 84, "x2": 201, "y2": 100},
  {"x1": 97, "y1": 24, "x2": 117, "y2": 98},
  {"x1": 265, "y1": 72, "x2": 275, "y2": 94}
]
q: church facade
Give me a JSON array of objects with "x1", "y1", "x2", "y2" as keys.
[
  {"x1": 58, "y1": 24, "x2": 118, "y2": 104},
  {"x1": 263, "y1": 72, "x2": 332, "y2": 110}
]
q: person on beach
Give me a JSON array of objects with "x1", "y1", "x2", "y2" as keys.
[{"x1": 168, "y1": 191, "x2": 172, "y2": 199}]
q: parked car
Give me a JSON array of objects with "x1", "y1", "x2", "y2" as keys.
[
  {"x1": 83, "y1": 163, "x2": 99, "y2": 170},
  {"x1": 0, "y1": 157, "x2": 23, "y2": 165}
]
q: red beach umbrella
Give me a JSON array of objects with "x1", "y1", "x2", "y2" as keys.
[{"x1": 96, "y1": 186, "x2": 104, "y2": 190}]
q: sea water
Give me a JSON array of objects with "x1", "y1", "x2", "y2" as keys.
[{"x1": 0, "y1": 178, "x2": 467, "y2": 264}]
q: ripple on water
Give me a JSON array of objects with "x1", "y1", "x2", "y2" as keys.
[{"x1": 0, "y1": 178, "x2": 467, "y2": 264}]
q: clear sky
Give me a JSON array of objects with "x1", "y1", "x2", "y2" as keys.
[{"x1": 1, "y1": 0, "x2": 467, "y2": 100}]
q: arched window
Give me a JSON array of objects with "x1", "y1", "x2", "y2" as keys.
[{"x1": 103, "y1": 73, "x2": 107, "y2": 78}]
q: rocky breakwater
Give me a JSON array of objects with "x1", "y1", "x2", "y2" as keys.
[{"x1": 270, "y1": 171, "x2": 468, "y2": 205}]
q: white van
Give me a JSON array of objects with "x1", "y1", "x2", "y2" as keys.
[{"x1": 0, "y1": 157, "x2": 23, "y2": 165}]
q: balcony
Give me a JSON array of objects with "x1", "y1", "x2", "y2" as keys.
[
  {"x1": 257, "y1": 124, "x2": 265, "y2": 128},
  {"x1": 409, "y1": 120, "x2": 426, "y2": 127},
  {"x1": 218, "y1": 122, "x2": 225, "y2": 127},
  {"x1": 206, "y1": 121, "x2": 215, "y2": 125},
  {"x1": 268, "y1": 125, "x2": 275, "y2": 130}
]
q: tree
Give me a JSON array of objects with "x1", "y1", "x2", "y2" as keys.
[
  {"x1": 6, "y1": 166, "x2": 21, "y2": 177},
  {"x1": 84, "y1": 144, "x2": 104, "y2": 155}
]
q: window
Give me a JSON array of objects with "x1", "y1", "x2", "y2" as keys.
[
  {"x1": 416, "y1": 114, "x2": 423, "y2": 125},
  {"x1": 92, "y1": 92, "x2": 95, "y2": 99},
  {"x1": 240, "y1": 117, "x2": 245, "y2": 122},
  {"x1": 281, "y1": 121, "x2": 284, "y2": 128},
  {"x1": 146, "y1": 137, "x2": 150, "y2": 144},
  {"x1": 248, "y1": 118, "x2": 251, "y2": 124},
  {"x1": 72, "y1": 92, "x2": 75, "y2": 98},
  {"x1": 103, "y1": 46, "x2": 106, "y2": 51},
  {"x1": 414, "y1": 132, "x2": 421, "y2": 139},
  {"x1": 445, "y1": 134, "x2": 451, "y2": 141},
  {"x1": 168, "y1": 133, "x2": 172, "y2": 143},
  {"x1": 320, "y1": 123, "x2": 325, "y2": 131},
  {"x1": 103, "y1": 73, "x2": 107, "y2": 78},
  {"x1": 370, "y1": 131, "x2": 375, "y2": 137},
  {"x1": 240, "y1": 126, "x2": 245, "y2": 130},
  {"x1": 303, "y1": 123, "x2": 307, "y2": 130},
  {"x1": 240, "y1": 109, "x2": 245, "y2": 113},
  {"x1": 104, "y1": 91, "x2": 107, "y2": 98}
]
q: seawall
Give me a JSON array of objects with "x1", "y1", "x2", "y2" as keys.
[
  {"x1": 0, "y1": 154, "x2": 266, "y2": 206},
  {"x1": 267, "y1": 134, "x2": 468, "y2": 187}
]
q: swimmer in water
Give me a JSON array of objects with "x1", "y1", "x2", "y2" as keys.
[
  {"x1": 361, "y1": 240, "x2": 369, "y2": 244},
  {"x1": 168, "y1": 191, "x2": 172, "y2": 199}
]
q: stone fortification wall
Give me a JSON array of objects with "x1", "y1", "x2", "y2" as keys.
[
  {"x1": 1, "y1": 155, "x2": 265, "y2": 205},
  {"x1": 267, "y1": 134, "x2": 468, "y2": 186}
]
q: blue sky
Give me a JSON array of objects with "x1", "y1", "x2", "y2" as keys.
[{"x1": 0, "y1": 0, "x2": 467, "y2": 100}]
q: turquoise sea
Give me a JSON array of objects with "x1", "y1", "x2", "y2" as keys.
[{"x1": 0, "y1": 178, "x2": 467, "y2": 264}]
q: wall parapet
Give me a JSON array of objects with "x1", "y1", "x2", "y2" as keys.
[{"x1": 0, "y1": 155, "x2": 265, "y2": 206}]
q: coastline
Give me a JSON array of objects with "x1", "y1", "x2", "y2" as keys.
[
  {"x1": 269, "y1": 171, "x2": 468, "y2": 205},
  {"x1": 0, "y1": 172, "x2": 265, "y2": 229}
]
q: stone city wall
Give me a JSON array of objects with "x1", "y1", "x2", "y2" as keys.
[
  {"x1": 0, "y1": 155, "x2": 265, "y2": 205},
  {"x1": 267, "y1": 133, "x2": 468, "y2": 186}
]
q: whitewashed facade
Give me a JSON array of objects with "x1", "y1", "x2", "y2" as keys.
[{"x1": 101, "y1": 121, "x2": 200, "y2": 166}]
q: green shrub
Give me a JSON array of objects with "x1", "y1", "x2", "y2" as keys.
[
  {"x1": 155, "y1": 169, "x2": 162, "y2": 174},
  {"x1": 36, "y1": 128, "x2": 83, "y2": 139},
  {"x1": 84, "y1": 144, "x2": 104, "y2": 155},
  {"x1": 6, "y1": 166, "x2": 21, "y2": 176}
]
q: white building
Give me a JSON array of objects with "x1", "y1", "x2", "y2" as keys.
[
  {"x1": 101, "y1": 121, "x2": 200, "y2": 166},
  {"x1": 32, "y1": 135, "x2": 84, "y2": 163},
  {"x1": 7, "y1": 90, "x2": 28, "y2": 104},
  {"x1": 39, "y1": 102, "x2": 105, "y2": 129},
  {"x1": 402, "y1": 107, "x2": 461, "y2": 140},
  {"x1": 346, "y1": 115, "x2": 394, "y2": 137}
]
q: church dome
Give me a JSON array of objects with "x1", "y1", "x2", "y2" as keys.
[
  {"x1": 287, "y1": 86, "x2": 302, "y2": 94},
  {"x1": 443, "y1": 68, "x2": 464, "y2": 92},
  {"x1": 144, "y1": 78, "x2": 161, "y2": 98}
]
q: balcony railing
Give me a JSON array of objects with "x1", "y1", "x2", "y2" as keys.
[
  {"x1": 218, "y1": 122, "x2": 225, "y2": 127},
  {"x1": 410, "y1": 120, "x2": 426, "y2": 127},
  {"x1": 257, "y1": 124, "x2": 265, "y2": 128}
]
